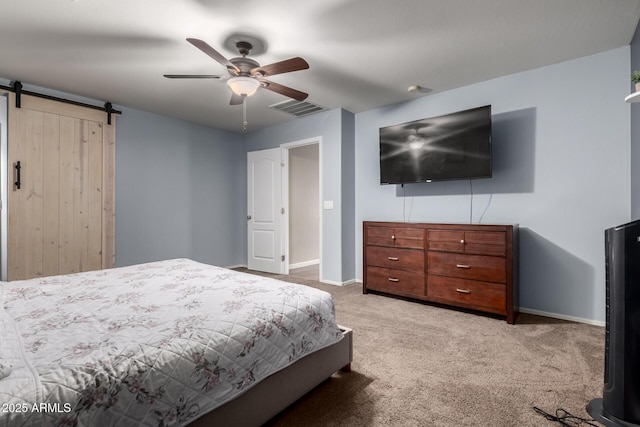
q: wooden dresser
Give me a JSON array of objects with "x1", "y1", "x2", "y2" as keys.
[{"x1": 363, "y1": 221, "x2": 518, "y2": 324}]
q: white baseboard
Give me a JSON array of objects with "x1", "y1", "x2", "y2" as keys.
[
  {"x1": 289, "y1": 259, "x2": 320, "y2": 269},
  {"x1": 519, "y1": 307, "x2": 605, "y2": 327},
  {"x1": 320, "y1": 278, "x2": 357, "y2": 287}
]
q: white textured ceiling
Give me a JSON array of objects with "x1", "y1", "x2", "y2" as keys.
[{"x1": 1, "y1": 0, "x2": 639, "y2": 133}]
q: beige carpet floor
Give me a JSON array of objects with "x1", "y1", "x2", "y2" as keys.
[{"x1": 239, "y1": 268, "x2": 606, "y2": 427}]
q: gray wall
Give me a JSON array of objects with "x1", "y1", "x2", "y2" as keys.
[
  {"x1": 354, "y1": 47, "x2": 631, "y2": 324},
  {"x1": 341, "y1": 109, "x2": 356, "y2": 282},
  {"x1": 115, "y1": 107, "x2": 245, "y2": 267}
]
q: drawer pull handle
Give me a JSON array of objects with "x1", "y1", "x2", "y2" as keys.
[
  {"x1": 391, "y1": 235, "x2": 396, "y2": 240},
  {"x1": 388, "y1": 277, "x2": 399, "y2": 282},
  {"x1": 460, "y1": 239, "x2": 465, "y2": 244},
  {"x1": 456, "y1": 264, "x2": 471, "y2": 269},
  {"x1": 388, "y1": 257, "x2": 399, "y2": 261},
  {"x1": 456, "y1": 288, "x2": 471, "y2": 294}
]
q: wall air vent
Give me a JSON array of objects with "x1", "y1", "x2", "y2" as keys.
[{"x1": 268, "y1": 99, "x2": 326, "y2": 117}]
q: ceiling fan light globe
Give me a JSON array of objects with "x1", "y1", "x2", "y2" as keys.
[{"x1": 227, "y1": 76, "x2": 260, "y2": 97}]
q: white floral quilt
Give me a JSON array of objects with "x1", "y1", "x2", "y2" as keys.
[{"x1": 0, "y1": 259, "x2": 343, "y2": 426}]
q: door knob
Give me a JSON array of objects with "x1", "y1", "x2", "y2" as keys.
[{"x1": 247, "y1": 215, "x2": 252, "y2": 220}]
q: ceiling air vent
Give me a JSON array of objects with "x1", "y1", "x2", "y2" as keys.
[{"x1": 268, "y1": 99, "x2": 326, "y2": 117}]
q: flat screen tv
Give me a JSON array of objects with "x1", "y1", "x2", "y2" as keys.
[{"x1": 379, "y1": 105, "x2": 492, "y2": 184}]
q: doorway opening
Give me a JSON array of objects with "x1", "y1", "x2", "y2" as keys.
[{"x1": 282, "y1": 138, "x2": 321, "y2": 281}]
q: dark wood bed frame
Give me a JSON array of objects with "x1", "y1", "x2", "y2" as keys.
[{"x1": 189, "y1": 326, "x2": 353, "y2": 427}]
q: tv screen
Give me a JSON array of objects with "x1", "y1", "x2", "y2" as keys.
[{"x1": 379, "y1": 105, "x2": 492, "y2": 184}]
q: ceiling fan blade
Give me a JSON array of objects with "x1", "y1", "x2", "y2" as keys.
[
  {"x1": 252, "y1": 57, "x2": 309, "y2": 77},
  {"x1": 163, "y1": 74, "x2": 224, "y2": 79},
  {"x1": 230, "y1": 93, "x2": 244, "y2": 105},
  {"x1": 259, "y1": 79, "x2": 308, "y2": 102},
  {"x1": 186, "y1": 38, "x2": 239, "y2": 73}
]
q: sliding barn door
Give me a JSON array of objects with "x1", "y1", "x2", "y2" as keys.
[{"x1": 5, "y1": 92, "x2": 115, "y2": 280}]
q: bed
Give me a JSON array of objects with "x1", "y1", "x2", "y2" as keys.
[{"x1": 0, "y1": 258, "x2": 352, "y2": 426}]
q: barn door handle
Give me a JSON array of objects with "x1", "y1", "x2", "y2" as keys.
[{"x1": 15, "y1": 161, "x2": 21, "y2": 190}]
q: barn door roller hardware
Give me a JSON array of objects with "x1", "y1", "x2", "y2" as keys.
[
  {"x1": 13, "y1": 81, "x2": 22, "y2": 108},
  {"x1": 0, "y1": 81, "x2": 122, "y2": 124},
  {"x1": 105, "y1": 102, "x2": 113, "y2": 125}
]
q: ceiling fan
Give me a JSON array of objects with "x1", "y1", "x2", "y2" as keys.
[{"x1": 164, "y1": 38, "x2": 310, "y2": 105}]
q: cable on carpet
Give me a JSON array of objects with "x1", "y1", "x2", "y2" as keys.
[{"x1": 532, "y1": 406, "x2": 599, "y2": 426}]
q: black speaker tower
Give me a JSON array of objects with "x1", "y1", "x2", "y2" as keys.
[{"x1": 588, "y1": 219, "x2": 640, "y2": 426}]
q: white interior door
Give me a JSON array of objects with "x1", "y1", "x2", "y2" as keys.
[{"x1": 247, "y1": 148, "x2": 283, "y2": 273}]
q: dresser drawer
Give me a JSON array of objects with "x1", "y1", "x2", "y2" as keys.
[
  {"x1": 393, "y1": 228, "x2": 425, "y2": 249},
  {"x1": 428, "y1": 230, "x2": 464, "y2": 252},
  {"x1": 428, "y1": 230, "x2": 505, "y2": 255},
  {"x1": 464, "y1": 231, "x2": 505, "y2": 256},
  {"x1": 428, "y1": 252, "x2": 506, "y2": 283},
  {"x1": 366, "y1": 266, "x2": 425, "y2": 297},
  {"x1": 427, "y1": 275, "x2": 506, "y2": 315},
  {"x1": 366, "y1": 246, "x2": 424, "y2": 271},
  {"x1": 367, "y1": 226, "x2": 396, "y2": 247},
  {"x1": 367, "y1": 226, "x2": 424, "y2": 249}
]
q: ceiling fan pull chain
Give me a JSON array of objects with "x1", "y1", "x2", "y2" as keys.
[{"x1": 242, "y1": 96, "x2": 248, "y2": 131}]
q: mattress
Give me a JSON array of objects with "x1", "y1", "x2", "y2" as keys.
[{"x1": 0, "y1": 258, "x2": 343, "y2": 426}]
